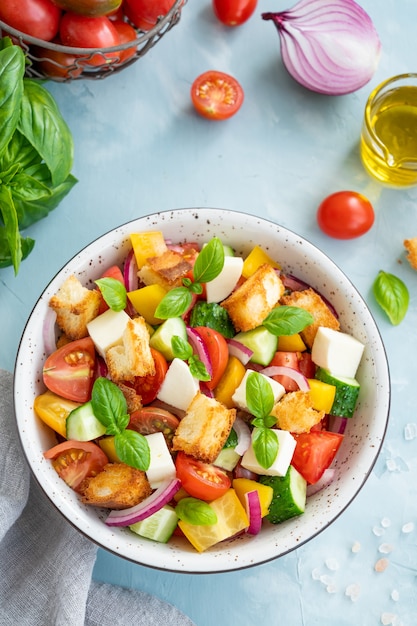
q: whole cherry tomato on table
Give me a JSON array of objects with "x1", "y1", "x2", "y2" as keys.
[
  {"x1": 59, "y1": 13, "x2": 121, "y2": 66},
  {"x1": 51, "y1": 0, "x2": 122, "y2": 16},
  {"x1": 317, "y1": 191, "x2": 375, "y2": 239},
  {"x1": 0, "y1": 0, "x2": 61, "y2": 41},
  {"x1": 212, "y1": 0, "x2": 257, "y2": 26},
  {"x1": 191, "y1": 70, "x2": 244, "y2": 121}
]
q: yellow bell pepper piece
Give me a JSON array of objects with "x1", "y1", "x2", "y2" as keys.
[
  {"x1": 98, "y1": 436, "x2": 121, "y2": 463},
  {"x1": 214, "y1": 355, "x2": 246, "y2": 409},
  {"x1": 34, "y1": 391, "x2": 81, "y2": 439},
  {"x1": 242, "y1": 245, "x2": 280, "y2": 278},
  {"x1": 130, "y1": 231, "x2": 167, "y2": 269},
  {"x1": 308, "y1": 379, "x2": 336, "y2": 414},
  {"x1": 277, "y1": 333, "x2": 307, "y2": 352},
  {"x1": 232, "y1": 478, "x2": 273, "y2": 518},
  {"x1": 128, "y1": 284, "x2": 167, "y2": 325}
]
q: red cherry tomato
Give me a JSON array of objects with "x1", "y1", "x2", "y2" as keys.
[
  {"x1": 126, "y1": 348, "x2": 168, "y2": 405},
  {"x1": 96, "y1": 264, "x2": 125, "y2": 314},
  {"x1": 317, "y1": 191, "x2": 375, "y2": 240},
  {"x1": 43, "y1": 337, "x2": 96, "y2": 403},
  {"x1": 112, "y1": 19, "x2": 137, "y2": 64},
  {"x1": 192, "y1": 326, "x2": 229, "y2": 390},
  {"x1": 291, "y1": 431, "x2": 344, "y2": 484},
  {"x1": 44, "y1": 440, "x2": 108, "y2": 491},
  {"x1": 0, "y1": 0, "x2": 62, "y2": 41},
  {"x1": 191, "y1": 70, "x2": 244, "y2": 121},
  {"x1": 128, "y1": 405, "x2": 179, "y2": 445},
  {"x1": 269, "y1": 351, "x2": 301, "y2": 392},
  {"x1": 123, "y1": 0, "x2": 177, "y2": 31},
  {"x1": 51, "y1": 0, "x2": 122, "y2": 16},
  {"x1": 59, "y1": 13, "x2": 121, "y2": 66},
  {"x1": 175, "y1": 451, "x2": 231, "y2": 501},
  {"x1": 36, "y1": 42, "x2": 83, "y2": 79},
  {"x1": 212, "y1": 0, "x2": 257, "y2": 26}
]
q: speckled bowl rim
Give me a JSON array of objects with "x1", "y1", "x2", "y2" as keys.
[{"x1": 14, "y1": 208, "x2": 390, "y2": 573}]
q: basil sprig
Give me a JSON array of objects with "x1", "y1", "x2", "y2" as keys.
[
  {"x1": 373, "y1": 270, "x2": 409, "y2": 326},
  {"x1": 263, "y1": 305, "x2": 314, "y2": 336},
  {"x1": 175, "y1": 497, "x2": 218, "y2": 526},
  {"x1": 155, "y1": 237, "x2": 225, "y2": 319},
  {"x1": 91, "y1": 377, "x2": 150, "y2": 471},
  {"x1": 246, "y1": 371, "x2": 279, "y2": 469},
  {"x1": 95, "y1": 277, "x2": 127, "y2": 312}
]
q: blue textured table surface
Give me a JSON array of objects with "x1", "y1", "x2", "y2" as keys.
[{"x1": 1, "y1": 2, "x2": 417, "y2": 625}]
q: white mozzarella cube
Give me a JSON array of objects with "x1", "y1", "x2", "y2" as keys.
[
  {"x1": 311, "y1": 326, "x2": 365, "y2": 379},
  {"x1": 86, "y1": 309, "x2": 130, "y2": 359},
  {"x1": 145, "y1": 432, "x2": 177, "y2": 489},
  {"x1": 241, "y1": 428, "x2": 296, "y2": 477},
  {"x1": 232, "y1": 370, "x2": 286, "y2": 411},
  {"x1": 156, "y1": 358, "x2": 200, "y2": 411},
  {"x1": 205, "y1": 256, "x2": 244, "y2": 303}
]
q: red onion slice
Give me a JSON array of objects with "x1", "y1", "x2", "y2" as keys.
[
  {"x1": 245, "y1": 490, "x2": 262, "y2": 535},
  {"x1": 233, "y1": 417, "x2": 252, "y2": 456},
  {"x1": 260, "y1": 366, "x2": 310, "y2": 392},
  {"x1": 123, "y1": 248, "x2": 138, "y2": 293},
  {"x1": 306, "y1": 468, "x2": 336, "y2": 496},
  {"x1": 43, "y1": 309, "x2": 57, "y2": 355},
  {"x1": 328, "y1": 415, "x2": 348, "y2": 435},
  {"x1": 105, "y1": 478, "x2": 182, "y2": 527},
  {"x1": 186, "y1": 327, "x2": 213, "y2": 377},
  {"x1": 227, "y1": 338, "x2": 253, "y2": 365}
]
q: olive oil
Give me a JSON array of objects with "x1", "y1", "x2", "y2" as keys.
[{"x1": 361, "y1": 81, "x2": 417, "y2": 186}]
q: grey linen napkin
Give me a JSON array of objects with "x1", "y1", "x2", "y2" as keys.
[{"x1": 0, "y1": 369, "x2": 195, "y2": 626}]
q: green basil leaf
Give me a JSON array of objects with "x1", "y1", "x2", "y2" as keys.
[
  {"x1": 155, "y1": 287, "x2": 193, "y2": 319},
  {"x1": 188, "y1": 281, "x2": 203, "y2": 295},
  {"x1": 0, "y1": 185, "x2": 21, "y2": 274},
  {"x1": 171, "y1": 335, "x2": 193, "y2": 360},
  {"x1": 252, "y1": 427, "x2": 279, "y2": 469},
  {"x1": 95, "y1": 277, "x2": 127, "y2": 312},
  {"x1": 0, "y1": 230, "x2": 34, "y2": 269},
  {"x1": 246, "y1": 371, "x2": 275, "y2": 419},
  {"x1": 188, "y1": 354, "x2": 210, "y2": 381},
  {"x1": 114, "y1": 430, "x2": 150, "y2": 472},
  {"x1": 0, "y1": 45, "x2": 25, "y2": 157},
  {"x1": 263, "y1": 305, "x2": 314, "y2": 336},
  {"x1": 223, "y1": 427, "x2": 238, "y2": 449},
  {"x1": 373, "y1": 270, "x2": 409, "y2": 325},
  {"x1": 0, "y1": 130, "x2": 42, "y2": 172},
  {"x1": 193, "y1": 237, "x2": 225, "y2": 284},
  {"x1": 175, "y1": 497, "x2": 218, "y2": 526},
  {"x1": 91, "y1": 377, "x2": 129, "y2": 435},
  {"x1": 12, "y1": 170, "x2": 52, "y2": 202}
]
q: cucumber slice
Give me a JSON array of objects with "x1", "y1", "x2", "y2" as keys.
[
  {"x1": 129, "y1": 505, "x2": 178, "y2": 543},
  {"x1": 213, "y1": 447, "x2": 240, "y2": 471},
  {"x1": 233, "y1": 327, "x2": 278, "y2": 366},
  {"x1": 66, "y1": 401, "x2": 106, "y2": 441},
  {"x1": 259, "y1": 465, "x2": 307, "y2": 524},
  {"x1": 149, "y1": 316, "x2": 187, "y2": 361},
  {"x1": 315, "y1": 367, "x2": 360, "y2": 418}
]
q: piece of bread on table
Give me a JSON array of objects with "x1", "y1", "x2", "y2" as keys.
[
  {"x1": 404, "y1": 238, "x2": 417, "y2": 270},
  {"x1": 106, "y1": 316, "x2": 155, "y2": 382},
  {"x1": 49, "y1": 274, "x2": 101, "y2": 340},
  {"x1": 80, "y1": 463, "x2": 152, "y2": 509},
  {"x1": 280, "y1": 288, "x2": 340, "y2": 348},
  {"x1": 271, "y1": 390, "x2": 324, "y2": 434},
  {"x1": 172, "y1": 391, "x2": 236, "y2": 464},
  {"x1": 138, "y1": 249, "x2": 193, "y2": 290}
]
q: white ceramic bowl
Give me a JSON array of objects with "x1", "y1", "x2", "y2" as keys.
[{"x1": 14, "y1": 208, "x2": 390, "y2": 573}]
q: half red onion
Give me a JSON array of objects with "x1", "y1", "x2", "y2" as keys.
[
  {"x1": 227, "y1": 338, "x2": 253, "y2": 365},
  {"x1": 260, "y1": 365, "x2": 310, "y2": 392},
  {"x1": 245, "y1": 490, "x2": 262, "y2": 535}
]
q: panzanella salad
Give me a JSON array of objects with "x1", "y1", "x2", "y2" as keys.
[{"x1": 37, "y1": 232, "x2": 365, "y2": 552}]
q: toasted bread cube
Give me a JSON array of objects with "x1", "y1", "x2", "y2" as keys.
[
  {"x1": 404, "y1": 238, "x2": 417, "y2": 270},
  {"x1": 106, "y1": 316, "x2": 155, "y2": 382},
  {"x1": 138, "y1": 249, "x2": 193, "y2": 290},
  {"x1": 280, "y1": 288, "x2": 340, "y2": 348},
  {"x1": 49, "y1": 274, "x2": 101, "y2": 340},
  {"x1": 172, "y1": 391, "x2": 236, "y2": 464},
  {"x1": 221, "y1": 264, "x2": 284, "y2": 332},
  {"x1": 80, "y1": 463, "x2": 152, "y2": 509},
  {"x1": 271, "y1": 391, "x2": 324, "y2": 433}
]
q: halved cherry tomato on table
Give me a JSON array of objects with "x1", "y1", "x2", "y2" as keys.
[
  {"x1": 43, "y1": 337, "x2": 96, "y2": 403},
  {"x1": 291, "y1": 431, "x2": 344, "y2": 484},
  {"x1": 191, "y1": 70, "x2": 244, "y2": 121},
  {"x1": 0, "y1": 0, "x2": 62, "y2": 41},
  {"x1": 175, "y1": 451, "x2": 231, "y2": 501},
  {"x1": 125, "y1": 348, "x2": 168, "y2": 405},
  {"x1": 44, "y1": 440, "x2": 108, "y2": 491},
  {"x1": 123, "y1": 0, "x2": 177, "y2": 31},
  {"x1": 192, "y1": 326, "x2": 229, "y2": 390},
  {"x1": 317, "y1": 191, "x2": 375, "y2": 240},
  {"x1": 59, "y1": 13, "x2": 121, "y2": 66},
  {"x1": 129, "y1": 405, "x2": 179, "y2": 444},
  {"x1": 212, "y1": 0, "x2": 257, "y2": 26},
  {"x1": 51, "y1": 0, "x2": 122, "y2": 16},
  {"x1": 269, "y1": 351, "x2": 301, "y2": 392}
]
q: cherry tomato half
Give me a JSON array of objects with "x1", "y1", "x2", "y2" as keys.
[
  {"x1": 51, "y1": 0, "x2": 122, "y2": 16},
  {"x1": 191, "y1": 70, "x2": 244, "y2": 121},
  {"x1": 291, "y1": 431, "x2": 344, "y2": 484},
  {"x1": 44, "y1": 440, "x2": 108, "y2": 491},
  {"x1": 175, "y1": 451, "x2": 231, "y2": 501},
  {"x1": 0, "y1": 0, "x2": 62, "y2": 41},
  {"x1": 192, "y1": 326, "x2": 229, "y2": 390},
  {"x1": 317, "y1": 191, "x2": 375, "y2": 240},
  {"x1": 43, "y1": 337, "x2": 96, "y2": 403},
  {"x1": 126, "y1": 348, "x2": 168, "y2": 405},
  {"x1": 269, "y1": 351, "x2": 301, "y2": 392},
  {"x1": 129, "y1": 405, "x2": 179, "y2": 445},
  {"x1": 212, "y1": 0, "x2": 257, "y2": 26},
  {"x1": 59, "y1": 13, "x2": 120, "y2": 66}
]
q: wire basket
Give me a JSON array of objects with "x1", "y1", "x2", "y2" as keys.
[{"x1": 0, "y1": 0, "x2": 185, "y2": 82}]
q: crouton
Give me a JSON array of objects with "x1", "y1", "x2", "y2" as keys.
[
  {"x1": 221, "y1": 264, "x2": 284, "y2": 332},
  {"x1": 138, "y1": 249, "x2": 193, "y2": 290},
  {"x1": 280, "y1": 288, "x2": 340, "y2": 348},
  {"x1": 117, "y1": 382, "x2": 143, "y2": 413},
  {"x1": 106, "y1": 316, "x2": 155, "y2": 382},
  {"x1": 404, "y1": 238, "x2": 417, "y2": 270},
  {"x1": 80, "y1": 463, "x2": 152, "y2": 509},
  {"x1": 172, "y1": 391, "x2": 236, "y2": 464},
  {"x1": 49, "y1": 274, "x2": 101, "y2": 340},
  {"x1": 271, "y1": 390, "x2": 324, "y2": 434}
]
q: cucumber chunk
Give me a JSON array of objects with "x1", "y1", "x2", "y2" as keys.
[
  {"x1": 189, "y1": 301, "x2": 235, "y2": 338},
  {"x1": 259, "y1": 465, "x2": 307, "y2": 524},
  {"x1": 129, "y1": 505, "x2": 178, "y2": 543},
  {"x1": 66, "y1": 401, "x2": 106, "y2": 441},
  {"x1": 149, "y1": 316, "x2": 187, "y2": 361},
  {"x1": 315, "y1": 367, "x2": 360, "y2": 418},
  {"x1": 233, "y1": 326, "x2": 278, "y2": 366},
  {"x1": 213, "y1": 447, "x2": 240, "y2": 471}
]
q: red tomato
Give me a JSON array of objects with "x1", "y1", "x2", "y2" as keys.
[
  {"x1": 129, "y1": 405, "x2": 179, "y2": 445},
  {"x1": 212, "y1": 0, "x2": 257, "y2": 26},
  {"x1": 191, "y1": 70, "x2": 244, "y2": 121},
  {"x1": 269, "y1": 351, "x2": 301, "y2": 391},
  {"x1": 44, "y1": 440, "x2": 108, "y2": 491},
  {"x1": 126, "y1": 348, "x2": 168, "y2": 405},
  {"x1": 51, "y1": 0, "x2": 122, "y2": 16},
  {"x1": 291, "y1": 431, "x2": 344, "y2": 484},
  {"x1": 36, "y1": 43, "x2": 83, "y2": 79},
  {"x1": 317, "y1": 191, "x2": 375, "y2": 240},
  {"x1": 97, "y1": 264, "x2": 125, "y2": 314},
  {"x1": 0, "y1": 0, "x2": 61, "y2": 41},
  {"x1": 192, "y1": 326, "x2": 229, "y2": 390},
  {"x1": 59, "y1": 13, "x2": 121, "y2": 66},
  {"x1": 175, "y1": 451, "x2": 231, "y2": 501},
  {"x1": 43, "y1": 337, "x2": 96, "y2": 403},
  {"x1": 112, "y1": 19, "x2": 137, "y2": 64},
  {"x1": 124, "y1": 0, "x2": 177, "y2": 31},
  {"x1": 298, "y1": 352, "x2": 316, "y2": 379}
]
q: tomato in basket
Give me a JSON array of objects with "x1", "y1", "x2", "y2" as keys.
[
  {"x1": 51, "y1": 0, "x2": 122, "y2": 17},
  {"x1": 59, "y1": 13, "x2": 121, "y2": 66},
  {"x1": 0, "y1": 0, "x2": 62, "y2": 41}
]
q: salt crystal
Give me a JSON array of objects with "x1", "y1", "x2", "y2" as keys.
[
  {"x1": 311, "y1": 567, "x2": 321, "y2": 580},
  {"x1": 375, "y1": 557, "x2": 389, "y2": 572},
  {"x1": 381, "y1": 613, "x2": 402, "y2": 626},
  {"x1": 401, "y1": 522, "x2": 414, "y2": 533},
  {"x1": 373, "y1": 525, "x2": 385, "y2": 536},
  {"x1": 391, "y1": 589, "x2": 400, "y2": 602},
  {"x1": 351, "y1": 541, "x2": 361, "y2": 553},
  {"x1": 381, "y1": 517, "x2": 391, "y2": 528},
  {"x1": 345, "y1": 583, "x2": 360, "y2": 601},
  {"x1": 320, "y1": 574, "x2": 333, "y2": 585},
  {"x1": 326, "y1": 584, "x2": 337, "y2": 594},
  {"x1": 378, "y1": 543, "x2": 394, "y2": 554},
  {"x1": 325, "y1": 557, "x2": 339, "y2": 571},
  {"x1": 404, "y1": 422, "x2": 417, "y2": 440},
  {"x1": 386, "y1": 459, "x2": 397, "y2": 471}
]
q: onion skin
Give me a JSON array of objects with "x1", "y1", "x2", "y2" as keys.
[{"x1": 262, "y1": 0, "x2": 381, "y2": 95}]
